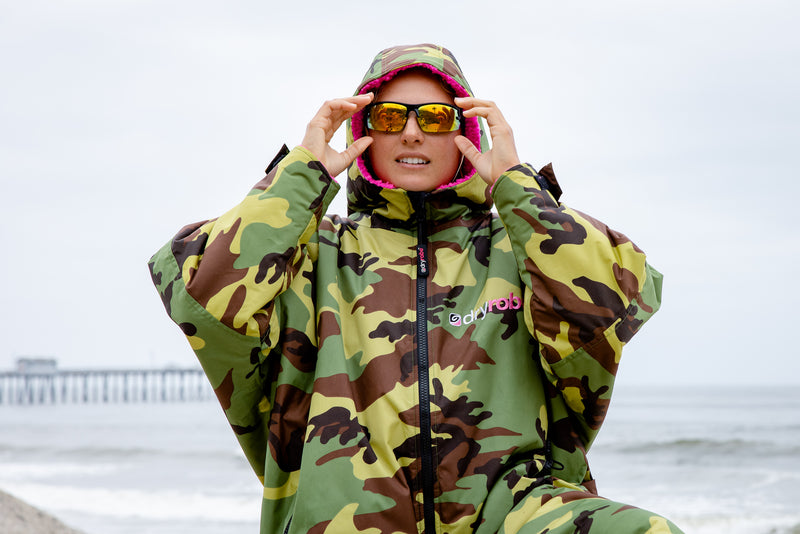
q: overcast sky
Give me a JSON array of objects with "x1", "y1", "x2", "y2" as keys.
[{"x1": 1, "y1": 0, "x2": 798, "y2": 386}]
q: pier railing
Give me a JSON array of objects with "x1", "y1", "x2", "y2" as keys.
[{"x1": 0, "y1": 368, "x2": 214, "y2": 405}]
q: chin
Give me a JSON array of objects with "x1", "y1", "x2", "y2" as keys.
[{"x1": 389, "y1": 172, "x2": 450, "y2": 191}]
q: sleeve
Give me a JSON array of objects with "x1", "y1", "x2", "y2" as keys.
[
  {"x1": 492, "y1": 163, "x2": 663, "y2": 448},
  {"x1": 147, "y1": 145, "x2": 340, "y2": 478}
]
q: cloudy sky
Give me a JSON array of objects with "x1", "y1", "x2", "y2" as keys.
[{"x1": 1, "y1": 0, "x2": 797, "y2": 386}]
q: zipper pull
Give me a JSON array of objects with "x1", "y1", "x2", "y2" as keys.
[{"x1": 417, "y1": 244, "x2": 429, "y2": 278}]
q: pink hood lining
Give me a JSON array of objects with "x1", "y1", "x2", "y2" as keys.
[{"x1": 351, "y1": 64, "x2": 482, "y2": 191}]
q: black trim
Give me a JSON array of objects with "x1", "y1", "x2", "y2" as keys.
[
  {"x1": 412, "y1": 192, "x2": 436, "y2": 533},
  {"x1": 535, "y1": 162, "x2": 562, "y2": 201},
  {"x1": 265, "y1": 144, "x2": 291, "y2": 174}
]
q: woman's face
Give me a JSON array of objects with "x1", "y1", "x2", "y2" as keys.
[{"x1": 367, "y1": 70, "x2": 462, "y2": 191}]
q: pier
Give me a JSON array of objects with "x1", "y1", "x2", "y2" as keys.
[{"x1": 0, "y1": 368, "x2": 213, "y2": 405}]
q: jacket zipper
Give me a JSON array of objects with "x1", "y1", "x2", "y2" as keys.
[{"x1": 412, "y1": 192, "x2": 436, "y2": 533}]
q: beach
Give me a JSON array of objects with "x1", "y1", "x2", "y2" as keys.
[
  {"x1": 0, "y1": 489, "x2": 83, "y2": 534},
  {"x1": 1, "y1": 384, "x2": 798, "y2": 533}
]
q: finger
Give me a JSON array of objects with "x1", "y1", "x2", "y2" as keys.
[
  {"x1": 460, "y1": 104, "x2": 504, "y2": 120},
  {"x1": 461, "y1": 107, "x2": 496, "y2": 121},
  {"x1": 352, "y1": 92, "x2": 374, "y2": 108},
  {"x1": 321, "y1": 94, "x2": 375, "y2": 138},
  {"x1": 315, "y1": 96, "x2": 367, "y2": 123},
  {"x1": 325, "y1": 136, "x2": 373, "y2": 177},
  {"x1": 462, "y1": 105, "x2": 514, "y2": 141},
  {"x1": 459, "y1": 105, "x2": 507, "y2": 129},
  {"x1": 326, "y1": 94, "x2": 373, "y2": 116},
  {"x1": 307, "y1": 106, "x2": 357, "y2": 145},
  {"x1": 454, "y1": 96, "x2": 498, "y2": 110},
  {"x1": 343, "y1": 136, "x2": 373, "y2": 164},
  {"x1": 322, "y1": 101, "x2": 358, "y2": 126},
  {"x1": 454, "y1": 135, "x2": 482, "y2": 168},
  {"x1": 303, "y1": 95, "x2": 374, "y2": 165},
  {"x1": 456, "y1": 97, "x2": 508, "y2": 122}
]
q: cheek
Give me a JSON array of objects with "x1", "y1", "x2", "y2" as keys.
[
  {"x1": 366, "y1": 137, "x2": 394, "y2": 180},
  {"x1": 368, "y1": 138, "x2": 388, "y2": 164},
  {"x1": 437, "y1": 137, "x2": 461, "y2": 168},
  {"x1": 367, "y1": 138, "x2": 386, "y2": 170}
]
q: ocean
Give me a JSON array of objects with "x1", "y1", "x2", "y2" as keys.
[{"x1": 1, "y1": 384, "x2": 798, "y2": 533}]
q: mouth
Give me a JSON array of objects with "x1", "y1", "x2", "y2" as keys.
[{"x1": 396, "y1": 157, "x2": 430, "y2": 166}]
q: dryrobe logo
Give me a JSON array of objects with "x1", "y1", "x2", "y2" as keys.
[
  {"x1": 417, "y1": 246, "x2": 428, "y2": 275},
  {"x1": 448, "y1": 292, "x2": 522, "y2": 326}
]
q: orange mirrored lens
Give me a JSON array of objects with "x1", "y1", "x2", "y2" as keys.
[
  {"x1": 369, "y1": 103, "x2": 408, "y2": 132},
  {"x1": 416, "y1": 104, "x2": 458, "y2": 132}
]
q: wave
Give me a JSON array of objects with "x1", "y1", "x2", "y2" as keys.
[
  {"x1": 0, "y1": 442, "x2": 245, "y2": 462},
  {"x1": 0, "y1": 480, "x2": 261, "y2": 523},
  {"x1": 673, "y1": 513, "x2": 800, "y2": 534},
  {"x1": 767, "y1": 523, "x2": 800, "y2": 534},
  {"x1": 606, "y1": 437, "x2": 800, "y2": 458}
]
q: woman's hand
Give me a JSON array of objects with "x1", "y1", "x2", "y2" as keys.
[
  {"x1": 453, "y1": 97, "x2": 521, "y2": 184},
  {"x1": 301, "y1": 93, "x2": 374, "y2": 177}
]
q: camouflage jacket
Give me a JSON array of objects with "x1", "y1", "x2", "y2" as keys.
[{"x1": 148, "y1": 44, "x2": 662, "y2": 534}]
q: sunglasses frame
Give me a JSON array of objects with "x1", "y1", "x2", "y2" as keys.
[{"x1": 365, "y1": 101, "x2": 464, "y2": 133}]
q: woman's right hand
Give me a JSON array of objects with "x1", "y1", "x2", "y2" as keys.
[
  {"x1": 453, "y1": 97, "x2": 520, "y2": 185},
  {"x1": 301, "y1": 93, "x2": 374, "y2": 177}
]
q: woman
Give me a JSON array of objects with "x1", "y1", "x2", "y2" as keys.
[{"x1": 149, "y1": 43, "x2": 680, "y2": 533}]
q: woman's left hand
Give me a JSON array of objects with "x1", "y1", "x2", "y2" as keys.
[{"x1": 453, "y1": 97, "x2": 521, "y2": 184}]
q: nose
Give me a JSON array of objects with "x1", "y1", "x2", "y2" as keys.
[{"x1": 400, "y1": 111, "x2": 424, "y2": 143}]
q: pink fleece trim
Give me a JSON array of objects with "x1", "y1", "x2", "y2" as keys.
[{"x1": 352, "y1": 64, "x2": 482, "y2": 190}]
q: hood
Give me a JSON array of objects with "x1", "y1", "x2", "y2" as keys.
[{"x1": 345, "y1": 43, "x2": 491, "y2": 222}]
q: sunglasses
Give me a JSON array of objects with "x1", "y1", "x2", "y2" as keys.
[{"x1": 366, "y1": 102, "x2": 463, "y2": 133}]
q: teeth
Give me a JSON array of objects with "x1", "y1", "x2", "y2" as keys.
[{"x1": 398, "y1": 157, "x2": 428, "y2": 165}]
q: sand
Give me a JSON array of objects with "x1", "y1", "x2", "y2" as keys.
[{"x1": 0, "y1": 489, "x2": 84, "y2": 534}]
